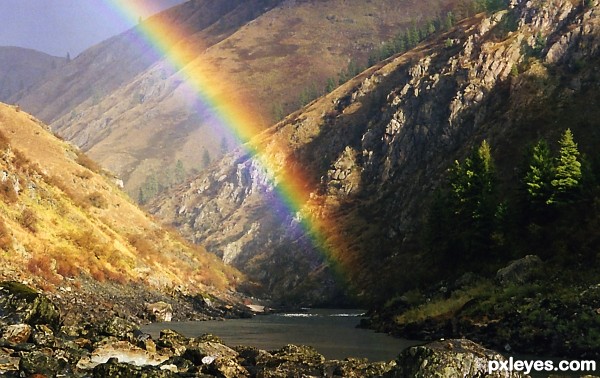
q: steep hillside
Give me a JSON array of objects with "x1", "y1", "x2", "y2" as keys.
[
  {"x1": 11, "y1": 0, "x2": 261, "y2": 124},
  {"x1": 151, "y1": 0, "x2": 600, "y2": 309},
  {"x1": 29, "y1": 0, "x2": 458, "y2": 200},
  {"x1": 0, "y1": 47, "x2": 65, "y2": 102},
  {"x1": 0, "y1": 103, "x2": 246, "y2": 324}
]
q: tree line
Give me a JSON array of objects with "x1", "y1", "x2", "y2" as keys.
[{"x1": 425, "y1": 129, "x2": 598, "y2": 275}]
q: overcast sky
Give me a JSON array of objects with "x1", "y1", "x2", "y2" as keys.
[{"x1": 0, "y1": 0, "x2": 186, "y2": 57}]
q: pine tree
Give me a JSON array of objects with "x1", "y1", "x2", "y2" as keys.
[
  {"x1": 524, "y1": 139, "x2": 554, "y2": 206},
  {"x1": 550, "y1": 128, "x2": 582, "y2": 204},
  {"x1": 447, "y1": 140, "x2": 498, "y2": 260}
]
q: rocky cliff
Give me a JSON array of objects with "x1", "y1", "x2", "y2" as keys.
[{"x1": 151, "y1": 0, "x2": 600, "y2": 304}]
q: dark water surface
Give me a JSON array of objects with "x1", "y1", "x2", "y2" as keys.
[{"x1": 142, "y1": 309, "x2": 421, "y2": 361}]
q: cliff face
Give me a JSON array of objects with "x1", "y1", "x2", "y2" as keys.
[{"x1": 151, "y1": 0, "x2": 600, "y2": 304}]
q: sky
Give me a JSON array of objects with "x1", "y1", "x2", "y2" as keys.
[{"x1": 0, "y1": 0, "x2": 186, "y2": 57}]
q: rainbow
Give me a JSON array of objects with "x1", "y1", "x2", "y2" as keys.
[{"x1": 104, "y1": 1, "x2": 353, "y2": 291}]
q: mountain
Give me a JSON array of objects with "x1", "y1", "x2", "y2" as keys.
[
  {"x1": 150, "y1": 0, "x2": 600, "y2": 313},
  {"x1": 0, "y1": 47, "x2": 65, "y2": 102},
  {"x1": 0, "y1": 102, "x2": 246, "y2": 324},
  {"x1": 13, "y1": 0, "x2": 459, "y2": 201}
]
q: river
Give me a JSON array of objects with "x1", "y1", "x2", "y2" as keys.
[{"x1": 142, "y1": 309, "x2": 421, "y2": 361}]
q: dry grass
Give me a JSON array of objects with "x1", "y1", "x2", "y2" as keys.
[{"x1": 0, "y1": 102, "x2": 241, "y2": 295}]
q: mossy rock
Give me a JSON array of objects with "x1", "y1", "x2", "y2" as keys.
[
  {"x1": 0, "y1": 281, "x2": 61, "y2": 330},
  {"x1": 388, "y1": 339, "x2": 527, "y2": 377}
]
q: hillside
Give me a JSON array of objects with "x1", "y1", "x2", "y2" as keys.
[
  {"x1": 150, "y1": 0, "x2": 600, "y2": 315},
  {"x1": 0, "y1": 47, "x2": 65, "y2": 102},
  {"x1": 0, "y1": 103, "x2": 246, "y2": 324},
  {"x1": 16, "y1": 0, "x2": 459, "y2": 201}
]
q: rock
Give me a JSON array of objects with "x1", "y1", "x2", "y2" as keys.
[
  {"x1": 0, "y1": 281, "x2": 61, "y2": 329},
  {"x1": 387, "y1": 339, "x2": 527, "y2": 377},
  {"x1": 2, "y1": 323, "x2": 32, "y2": 344},
  {"x1": 156, "y1": 329, "x2": 188, "y2": 356},
  {"x1": 77, "y1": 340, "x2": 169, "y2": 370},
  {"x1": 0, "y1": 350, "x2": 19, "y2": 375},
  {"x1": 92, "y1": 358, "x2": 176, "y2": 378},
  {"x1": 19, "y1": 350, "x2": 70, "y2": 377},
  {"x1": 325, "y1": 357, "x2": 396, "y2": 377},
  {"x1": 256, "y1": 344, "x2": 326, "y2": 378},
  {"x1": 30, "y1": 324, "x2": 55, "y2": 347},
  {"x1": 496, "y1": 255, "x2": 543, "y2": 286},
  {"x1": 99, "y1": 317, "x2": 137, "y2": 341},
  {"x1": 145, "y1": 302, "x2": 173, "y2": 322}
]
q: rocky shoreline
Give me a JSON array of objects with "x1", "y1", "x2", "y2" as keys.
[{"x1": 0, "y1": 280, "x2": 536, "y2": 377}]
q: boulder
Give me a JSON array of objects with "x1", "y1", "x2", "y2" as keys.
[
  {"x1": 255, "y1": 344, "x2": 326, "y2": 378},
  {"x1": 145, "y1": 302, "x2": 173, "y2": 322},
  {"x1": 92, "y1": 358, "x2": 176, "y2": 378},
  {"x1": 496, "y1": 255, "x2": 542, "y2": 286},
  {"x1": 77, "y1": 340, "x2": 169, "y2": 370},
  {"x1": 0, "y1": 281, "x2": 61, "y2": 329},
  {"x1": 2, "y1": 323, "x2": 32, "y2": 344},
  {"x1": 19, "y1": 350, "x2": 71, "y2": 377},
  {"x1": 0, "y1": 350, "x2": 19, "y2": 375},
  {"x1": 387, "y1": 339, "x2": 527, "y2": 377},
  {"x1": 30, "y1": 324, "x2": 55, "y2": 347}
]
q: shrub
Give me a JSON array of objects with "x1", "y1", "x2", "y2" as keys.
[
  {"x1": 0, "y1": 180, "x2": 18, "y2": 204},
  {"x1": 55, "y1": 253, "x2": 80, "y2": 278},
  {"x1": 0, "y1": 219, "x2": 12, "y2": 251},
  {"x1": 19, "y1": 208, "x2": 38, "y2": 233},
  {"x1": 75, "y1": 151, "x2": 102, "y2": 174},
  {"x1": 85, "y1": 192, "x2": 108, "y2": 209}
]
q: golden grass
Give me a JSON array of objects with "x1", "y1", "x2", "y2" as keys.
[{"x1": 0, "y1": 103, "x2": 242, "y2": 294}]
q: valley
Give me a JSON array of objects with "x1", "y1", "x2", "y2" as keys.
[{"x1": 0, "y1": 0, "x2": 599, "y2": 376}]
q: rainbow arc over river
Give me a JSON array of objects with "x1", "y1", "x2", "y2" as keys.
[{"x1": 105, "y1": 1, "x2": 352, "y2": 285}]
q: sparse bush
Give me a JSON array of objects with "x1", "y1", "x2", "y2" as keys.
[
  {"x1": 19, "y1": 208, "x2": 38, "y2": 233},
  {"x1": 75, "y1": 151, "x2": 102, "y2": 174},
  {"x1": 55, "y1": 253, "x2": 80, "y2": 278},
  {"x1": 128, "y1": 233, "x2": 158, "y2": 259},
  {"x1": 27, "y1": 254, "x2": 61, "y2": 285},
  {"x1": 85, "y1": 192, "x2": 108, "y2": 209},
  {"x1": 0, "y1": 218, "x2": 12, "y2": 251},
  {"x1": 0, "y1": 180, "x2": 18, "y2": 204}
]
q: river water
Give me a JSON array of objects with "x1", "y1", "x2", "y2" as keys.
[{"x1": 142, "y1": 309, "x2": 421, "y2": 361}]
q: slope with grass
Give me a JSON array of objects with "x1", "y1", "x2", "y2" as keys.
[{"x1": 0, "y1": 102, "x2": 246, "y2": 323}]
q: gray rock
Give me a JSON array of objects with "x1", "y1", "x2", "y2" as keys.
[
  {"x1": 145, "y1": 302, "x2": 173, "y2": 322},
  {"x1": 496, "y1": 255, "x2": 542, "y2": 286},
  {"x1": 0, "y1": 281, "x2": 61, "y2": 329},
  {"x1": 387, "y1": 339, "x2": 528, "y2": 377}
]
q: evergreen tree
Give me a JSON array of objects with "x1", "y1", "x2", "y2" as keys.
[
  {"x1": 174, "y1": 160, "x2": 186, "y2": 184},
  {"x1": 202, "y1": 148, "x2": 211, "y2": 168},
  {"x1": 447, "y1": 140, "x2": 498, "y2": 261},
  {"x1": 550, "y1": 128, "x2": 582, "y2": 204},
  {"x1": 524, "y1": 139, "x2": 554, "y2": 206}
]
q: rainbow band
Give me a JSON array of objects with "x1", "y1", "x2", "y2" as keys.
[{"x1": 104, "y1": 1, "x2": 350, "y2": 292}]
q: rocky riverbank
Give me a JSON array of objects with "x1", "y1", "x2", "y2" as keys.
[
  {"x1": 0, "y1": 280, "x2": 533, "y2": 377},
  {"x1": 363, "y1": 256, "x2": 600, "y2": 363}
]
